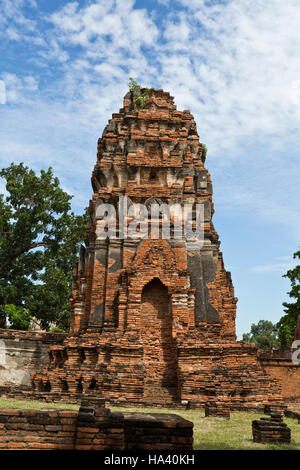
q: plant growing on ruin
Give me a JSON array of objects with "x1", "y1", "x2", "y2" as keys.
[
  {"x1": 128, "y1": 77, "x2": 150, "y2": 110},
  {"x1": 129, "y1": 77, "x2": 138, "y2": 93},
  {"x1": 202, "y1": 143, "x2": 207, "y2": 160},
  {"x1": 135, "y1": 89, "x2": 150, "y2": 109}
]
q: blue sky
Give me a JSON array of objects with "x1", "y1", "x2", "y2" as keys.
[{"x1": 0, "y1": 0, "x2": 299, "y2": 338}]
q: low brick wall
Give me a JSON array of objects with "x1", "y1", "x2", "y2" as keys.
[
  {"x1": 0, "y1": 401, "x2": 193, "y2": 450},
  {"x1": 0, "y1": 329, "x2": 66, "y2": 390},
  {"x1": 0, "y1": 408, "x2": 78, "y2": 450},
  {"x1": 259, "y1": 350, "x2": 300, "y2": 402},
  {"x1": 123, "y1": 412, "x2": 193, "y2": 450}
]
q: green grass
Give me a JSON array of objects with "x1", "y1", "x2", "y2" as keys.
[
  {"x1": 0, "y1": 397, "x2": 79, "y2": 411},
  {"x1": 111, "y1": 406, "x2": 300, "y2": 450},
  {"x1": 1, "y1": 398, "x2": 300, "y2": 449}
]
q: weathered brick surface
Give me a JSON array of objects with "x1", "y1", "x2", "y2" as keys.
[
  {"x1": 0, "y1": 328, "x2": 66, "y2": 344},
  {"x1": 0, "y1": 408, "x2": 77, "y2": 450},
  {"x1": 30, "y1": 88, "x2": 283, "y2": 410},
  {"x1": 123, "y1": 412, "x2": 193, "y2": 450},
  {"x1": 0, "y1": 401, "x2": 192, "y2": 450},
  {"x1": 0, "y1": 329, "x2": 66, "y2": 391},
  {"x1": 205, "y1": 401, "x2": 230, "y2": 419},
  {"x1": 252, "y1": 413, "x2": 291, "y2": 443},
  {"x1": 259, "y1": 348, "x2": 300, "y2": 403}
]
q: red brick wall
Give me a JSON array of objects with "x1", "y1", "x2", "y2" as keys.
[
  {"x1": 0, "y1": 328, "x2": 66, "y2": 343},
  {"x1": 0, "y1": 408, "x2": 78, "y2": 450},
  {"x1": 259, "y1": 350, "x2": 300, "y2": 401},
  {"x1": 261, "y1": 362, "x2": 300, "y2": 400},
  {"x1": 0, "y1": 404, "x2": 193, "y2": 450}
]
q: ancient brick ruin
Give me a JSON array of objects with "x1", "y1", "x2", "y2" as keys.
[
  {"x1": 252, "y1": 413, "x2": 291, "y2": 444},
  {"x1": 0, "y1": 329, "x2": 66, "y2": 392},
  {"x1": 205, "y1": 401, "x2": 230, "y2": 420},
  {"x1": 31, "y1": 86, "x2": 283, "y2": 410},
  {"x1": 0, "y1": 397, "x2": 193, "y2": 450}
]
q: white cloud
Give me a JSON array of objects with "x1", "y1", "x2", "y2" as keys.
[
  {"x1": 0, "y1": 0, "x2": 300, "y2": 238},
  {"x1": 0, "y1": 0, "x2": 37, "y2": 36},
  {"x1": 49, "y1": 0, "x2": 158, "y2": 50},
  {"x1": 5, "y1": 26, "x2": 22, "y2": 41},
  {"x1": 156, "y1": 0, "x2": 300, "y2": 156},
  {"x1": 251, "y1": 259, "x2": 297, "y2": 274},
  {"x1": 0, "y1": 73, "x2": 39, "y2": 104},
  {"x1": 175, "y1": 0, "x2": 205, "y2": 9}
]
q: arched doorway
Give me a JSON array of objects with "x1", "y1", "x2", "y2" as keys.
[{"x1": 140, "y1": 278, "x2": 178, "y2": 403}]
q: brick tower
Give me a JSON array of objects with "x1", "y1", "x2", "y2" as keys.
[{"x1": 32, "y1": 86, "x2": 282, "y2": 410}]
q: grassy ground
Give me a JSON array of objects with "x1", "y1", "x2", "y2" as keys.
[
  {"x1": 111, "y1": 406, "x2": 300, "y2": 450},
  {"x1": 0, "y1": 397, "x2": 78, "y2": 411},
  {"x1": 1, "y1": 398, "x2": 300, "y2": 449}
]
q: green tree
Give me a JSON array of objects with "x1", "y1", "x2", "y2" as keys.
[
  {"x1": 3, "y1": 304, "x2": 31, "y2": 330},
  {"x1": 0, "y1": 163, "x2": 88, "y2": 331},
  {"x1": 242, "y1": 319, "x2": 279, "y2": 350},
  {"x1": 276, "y1": 249, "x2": 300, "y2": 348}
]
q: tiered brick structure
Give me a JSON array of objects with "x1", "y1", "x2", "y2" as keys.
[
  {"x1": 31, "y1": 86, "x2": 283, "y2": 410},
  {"x1": 252, "y1": 413, "x2": 291, "y2": 444}
]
